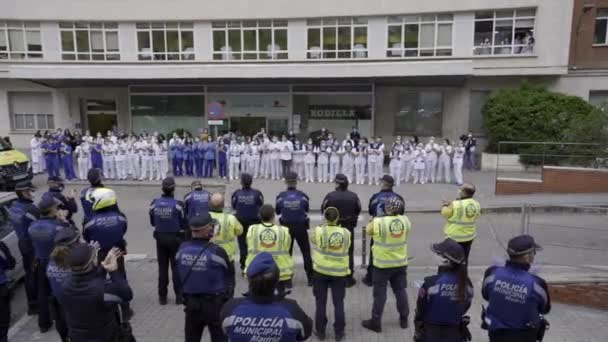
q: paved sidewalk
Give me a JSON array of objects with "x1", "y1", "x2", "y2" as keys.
[
  {"x1": 41, "y1": 171, "x2": 608, "y2": 212},
  {"x1": 9, "y1": 259, "x2": 608, "y2": 342}
]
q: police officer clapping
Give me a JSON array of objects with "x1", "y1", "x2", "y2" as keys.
[
  {"x1": 176, "y1": 213, "x2": 235, "y2": 342},
  {"x1": 276, "y1": 171, "x2": 313, "y2": 286},
  {"x1": 149, "y1": 177, "x2": 186, "y2": 305},
  {"x1": 414, "y1": 238, "x2": 473, "y2": 342},
  {"x1": 220, "y1": 252, "x2": 313, "y2": 341},
  {"x1": 44, "y1": 176, "x2": 78, "y2": 224},
  {"x1": 231, "y1": 173, "x2": 264, "y2": 272},
  {"x1": 482, "y1": 235, "x2": 551, "y2": 342},
  {"x1": 60, "y1": 244, "x2": 133, "y2": 342}
]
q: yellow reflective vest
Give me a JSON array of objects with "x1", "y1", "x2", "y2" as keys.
[
  {"x1": 366, "y1": 215, "x2": 411, "y2": 268},
  {"x1": 309, "y1": 223, "x2": 352, "y2": 277},
  {"x1": 245, "y1": 222, "x2": 294, "y2": 281},
  {"x1": 442, "y1": 198, "x2": 481, "y2": 242},
  {"x1": 210, "y1": 211, "x2": 243, "y2": 262}
]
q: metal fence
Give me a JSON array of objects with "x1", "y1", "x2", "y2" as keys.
[
  {"x1": 520, "y1": 205, "x2": 608, "y2": 273},
  {"x1": 495, "y1": 141, "x2": 608, "y2": 181}
]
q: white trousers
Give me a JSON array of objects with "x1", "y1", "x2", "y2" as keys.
[
  {"x1": 329, "y1": 160, "x2": 339, "y2": 182},
  {"x1": 368, "y1": 160, "x2": 380, "y2": 185},
  {"x1": 453, "y1": 158, "x2": 463, "y2": 185},
  {"x1": 355, "y1": 160, "x2": 366, "y2": 185},
  {"x1": 304, "y1": 162, "x2": 315, "y2": 182},
  {"x1": 229, "y1": 158, "x2": 240, "y2": 180},
  {"x1": 141, "y1": 157, "x2": 154, "y2": 180},
  {"x1": 437, "y1": 157, "x2": 451, "y2": 183},
  {"x1": 103, "y1": 156, "x2": 115, "y2": 179},
  {"x1": 342, "y1": 160, "x2": 354, "y2": 184},
  {"x1": 389, "y1": 160, "x2": 402, "y2": 186},
  {"x1": 78, "y1": 158, "x2": 88, "y2": 180},
  {"x1": 293, "y1": 160, "x2": 304, "y2": 180},
  {"x1": 317, "y1": 163, "x2": 328, "y2": 182},
  {"x1": 413, "y1": 169, "x2": 425, "y2": 184},
  {"x1": 242, "y1": 157, "x2": 250, "y2": 174},
  {"x1": 115, "y1": 157, "x2": 127, "y2": 180},
  {"x1": 38, "y1": 155, "x2": 46, "y2": 171},
  {"x1": 249, "y1": 157, "x2": 260, "y2": 178},
  {"x1": 425, "y1": 158, "x2": 437, "y2": 183},
  {"x1": 270, "y1": 158, "x2": 280, "y2": 180},
  {"x1": 159, "y1": 156, "x2": 169, "y2": 180},
  {"x1": 130, "y1": 154, "x2": 140, "y2": 179}
]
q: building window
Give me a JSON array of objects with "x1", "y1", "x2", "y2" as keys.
[
  {"x1": 0, "y1": 21, "x2": 42, "y2": 60},
  {"x1": 307, "y1": 17, "x2": 368, "y2": 59},
  {"x1": 136, "y1": 22, "x2": 194, "y2": 61},
  {"x1": 589, "y1": 90, "x2": 608, "y2": 112},
  {"x1": 595, "y1": 9, "x2": 608, "y2": 45},
  {"x1": 394, "y1": 91, "x2": 443, "y2": 135},
  {"x1": 474, "y1": 9, "x2": 536, "y2": 55},
  {"x1": 60, "y1": 22, "x2": 119, "y2": 61},
  {"x1": 212, "y1": 20, "x2": 288, "y2": 60},
  {"x1": 387, "y1": 14, "x2": 453, "y2": 58},
  {"x1": 9, "y1": 92, "x2": 54, "y2": 131}
]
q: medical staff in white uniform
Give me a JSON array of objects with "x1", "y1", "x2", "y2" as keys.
[
  {"x1": 341, "y1": 143, "x2": 355, "y2": 183},
  {"x1": 249, "y1": 140, "x2": 261, "y2": 179},
  {"x1": 354, "y1": 141, "x2": 367, "y2": 185},
  {"x1": 453, "y1": 142, "x2": 465, "y2": 186},
  {"x1": 102, "y1": 139, "x2": 116, "y2": 179},
  {"x1": 413, "y1": 144, "x2": 426, "y2": 184},
  {"x1": 329, "y1": 142, "x2": 341, "y2": 182},
  {"x1": 30, "y1": 134, "x2": 43, "y2": 174},
  {"x1": 269, "y1": 136, "x2": 281, "y2": 180},
  {"x1": 303, "y1": 139, "x2": 316, "y2": 183},
  {"x1": 75, "y1": 140, "x2": 91, "y2": 180},
  {"x1": 316, "y1": 142, "x2": 330, "y2": 183},
  {"x1": 292, "y1": 140, "x2": 305, "y2": 181},
  {"x1": 115, "y1": 139, "x2": 128, "y2": 180},
  {"x1": 437, "y1": 139, "x2": 453, "y2": 184},
  {"x1": 229, "y1": 138, "x2": 241, "y2": 181}
]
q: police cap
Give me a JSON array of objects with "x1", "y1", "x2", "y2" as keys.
[
  {"x1": 47, "y1": 176, "x2": 64, "y2": 183},
  {"x1": 188, "y1": 212, "x2": 214, "y2": 230},
  {"x1": 285, "y1": 171, "x2": 298, "y2": 183},
  {"x1": 65, "y1": 243, "x2": 98, "y2": 274},
  {"x1": 38, "y1": 194, "x2": 61, "y2": 212},
  {"x1": 431, "y1": 238, "x2": 465, "y2": 265},
  {"x1": 334, "y1": 173, "x2": 348, "y2": 185},
  {"x1": 246, "y1": 252, "x2": 276, "y2": 278},
  {"x1": 191, "y1": 180, "x2": 203, "y2": 190},
  {"x1": 162, "y1": 177, "x2": 176, "y2": 190},
  {"x1": 15, "y1": 180, "x2": 36, "y2": 191},
  {"x1": 507, "y1": 235, "x2": 542, "y2": 256},
  {"x1": 381, "y1": 175, "x2": 395, "y2": 187},
  {"x1": 240, "y1": 173, "x2": 253, "y2": 186},
  {"x1": 54, "y1": 227, "x2": 80, "y2": 246}
]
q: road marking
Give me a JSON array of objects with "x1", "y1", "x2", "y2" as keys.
[
  {"x1": 125, "y1": 253, "x2": 147, "y2": 261},
  {"x1": 7, "y1": 314, "x2": 31, "y2": 339}
]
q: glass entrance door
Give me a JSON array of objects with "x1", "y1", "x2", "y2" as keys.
[{"x1": 230, "y1": 117, "x2": 266, "y2": 136}]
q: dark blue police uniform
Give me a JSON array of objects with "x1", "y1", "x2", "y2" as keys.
[
  {"x1": 44, "y1": 179, "x2": 78, "y2": 223},
  {"x1": 8, "y1": 195, "x2": 40, "y2": 313},
  {"x1": 149, "y1": 193, "x2": 185, "y2": 302},
  {"x1": 176, "y1": 216, "x2": 235, "y2": 342},
  {"x1": 29, "y1": 199, "x2": 71, "y2": 331},
  {"x1": 275, "y1": 177, "x2": 312, "y2": 283},
  {"x1": 482, "y1": 261, "x2": 551, "y2": 342},
  {"x1": 184, "y1": 188, "x2": 211, "y2": 220},
  {"x1": 83, "y1": 209, "x2": 128, "y2": 277},
  {"x1": 59, "y1": 244, "x2": 133, "y2": 342},
  {"x1": 231, "y1": 180, "x2": 264, "y2": 271},
  {"x1": 415, "y1": 270, "x2": 473, "y2": 342},
  {"x1": 46, "y1": 258, "x2": 70, "y2": 341},
  {"x1": 0, "y1": 242, "x2": 16, "y2": 342}
]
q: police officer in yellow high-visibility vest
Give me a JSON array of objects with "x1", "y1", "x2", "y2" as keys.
[
  {"x1": 362, "y1": 197, "x2": 411, "y2": 333},
  {"x1": 209, "y1": 192, "x2": 243, "y2": 286},
  {"x1": 245, "y1": 204, "x2": 294, "y2": 296},
  {"x1": 309, "y1": 207, "x2": 351, "y2": 341},
  {"x1": 441, "y1": 183, "x2": 481, "y2": 263}
]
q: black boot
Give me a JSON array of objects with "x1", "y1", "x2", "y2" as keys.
[{"x1": 361, "y1": 319, "x2": 381, "y2": 333}]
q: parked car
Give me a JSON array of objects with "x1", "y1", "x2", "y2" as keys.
[
  {"x1": 0, "y1": 191, "x2": 24, "y2": 288},
  {"x1": 0, "y1": 137, "x2": 32, "y2": 191}
]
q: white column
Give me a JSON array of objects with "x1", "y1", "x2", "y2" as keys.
[
  {"x1": 119, "y1": 23, "x2": 138, "y2": 62},
  {"x1": 453, "y1": 13, "x2": 474, "y2": 58},
  {"x1": 288, "y1": 19, "x2": 307, "y2": 60},
  {"x1": 195, "y1": 22, "x2": 212, "y2": 61},
  {"x1": 41, "y1": 22, "x2": 61, "y2": 62},
  {"x1": 367, "y1": 17, "x2": 387, "y2": 59}
]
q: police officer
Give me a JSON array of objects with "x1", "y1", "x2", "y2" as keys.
[
  {"x1": 149, "y1": 177, "x2": 185, "y2": 305},
  {"x1": 221, "y1": 252, "x2": 313, "y2": 341},
  {"x1": 362, "y1": 197, "x2": 411, "y2": 333},
  {"x1": 231, "y1": 173, "x2": 264, "y2": 272},
  {"x1": 363, "y1": 175, "x2": 404, "y2": 286},
  {"x1": 320, "y1": 174, "x2": 361, "y2": 287},
  {"x1": 0, "y1": 241, "x2": 16, "y2": 342},
  {"x1": 47, "y1": 228, "x2": 81, "y2": 342},
  {"x1": 184, "y1": 180, "x2": 211, "y2": 224},
  {"x1": 176, "y1": 213, "x2": 235, "y2": 342},
  {"x1": 80, "y1": 168, "x2": 106, "y2": 225},
  {"x1": 209, "y1": 193, "x2": 243, "y2": 273},
  {"x1": 8, "y1": 180, "x2": 40, "y2": 315},
  {"x1": 309, "y1": 207, "x2": 351, "y2": 341},
  {"x1": 29, "y1": 195, "x2": 72, "y2": 333},
  {"x1": 245, "y1": 205, "x2": 294, "y2": 295},
  {"x1": 276, "y1": 171, "x2": 313, "y2": 286},
  {"x1": 441, "y1": 183, "x2": 481, "y2": 263},
  {"x1": 414, "y1": 238, "x2": 473, "y2": 342},
  {"x1": 60, "y1": 244, "x2": 133, "y2": 342},
  {"x1": 44, "y1": 176, "x2": 78, "y2": 224},
  {"x1": 482, "y1": 235, "x2": 551, "y2": 342}
]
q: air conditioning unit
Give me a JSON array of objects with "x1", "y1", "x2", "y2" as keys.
[{"x1": 583, "y1": 0, "x2": 595, "y2": 10}]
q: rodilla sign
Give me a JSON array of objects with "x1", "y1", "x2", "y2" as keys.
[{"x1": 208, "y1": 102, "x2": 225, "y2": 120}]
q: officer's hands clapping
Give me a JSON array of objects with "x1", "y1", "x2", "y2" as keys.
[{"x1": 102, "y1": 247, "x2": 123, "y2": 272}]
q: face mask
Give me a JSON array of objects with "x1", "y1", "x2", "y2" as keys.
[{"x1": 434, "y1": 254, "x2": 451, "y2": 267}]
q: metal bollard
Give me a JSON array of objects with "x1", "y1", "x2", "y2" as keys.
[{"x1": 361, "y1": 226, "x2": 367, "y2": 269}]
